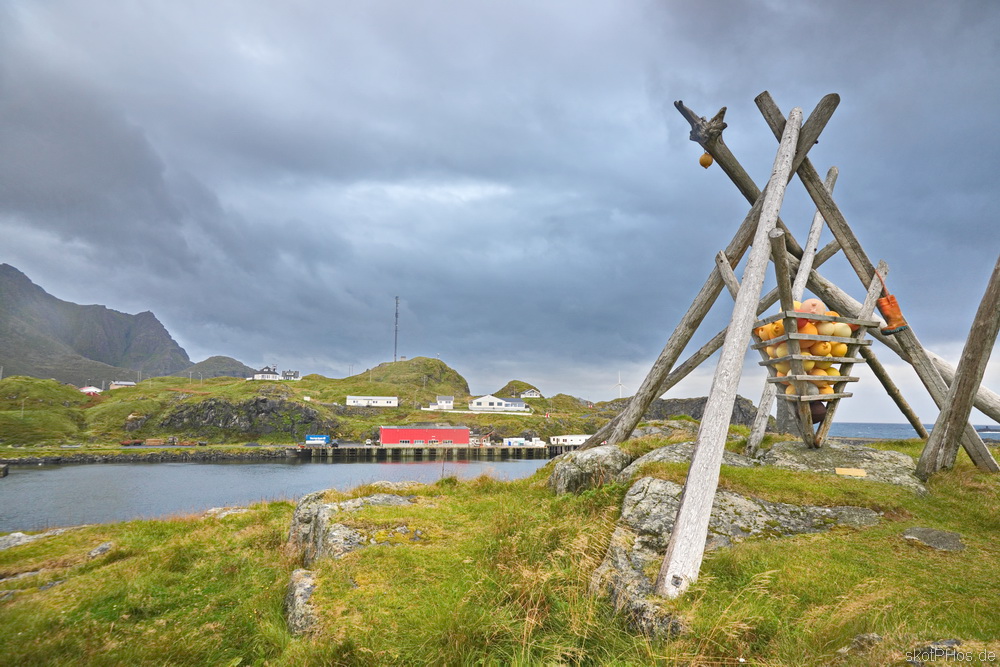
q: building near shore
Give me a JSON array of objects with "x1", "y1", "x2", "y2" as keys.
[
  {"x1": 379, "y1": 425, "x2": 470, "y2": 445},
  {"x1": 348, "y1": 396, "x2": 399, "y2": 407},
  {"x1": 550, "y1": 434, "x2": 591, "y2": 447},
  {"x1": 468, "y1": 394, "x2": 529, "y2": 412},
  {"x1": 108, "y1": 380, "x2": 136, "y2": 390}
]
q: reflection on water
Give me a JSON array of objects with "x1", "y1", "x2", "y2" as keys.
[{"x1": 0, "y1": 458, "x2": 549, "y2": 533}]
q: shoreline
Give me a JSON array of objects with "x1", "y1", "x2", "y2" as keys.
[{"x1": 0, "y1": 447, "x2": 292, "y2": 466}]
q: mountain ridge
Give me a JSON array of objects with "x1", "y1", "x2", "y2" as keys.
[{"x1": 0, "y1": 263, "x2": 192, "y2": 384}]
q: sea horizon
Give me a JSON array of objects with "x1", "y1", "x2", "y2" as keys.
[{"x1": 829, "y1": 421, "x2": 1000, "y2": 441}]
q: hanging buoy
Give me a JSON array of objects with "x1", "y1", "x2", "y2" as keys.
[{"x1": 699, "y1": 152, "x2": 713, "y2": 169}]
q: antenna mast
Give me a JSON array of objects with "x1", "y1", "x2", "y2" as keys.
[{"x1": 394, "y1": 296, "x2": 400, "y2": 362}]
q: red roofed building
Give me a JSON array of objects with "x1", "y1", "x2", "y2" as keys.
[{"x1": 379, "y1": 425, "x2": 470, "y2": 446}]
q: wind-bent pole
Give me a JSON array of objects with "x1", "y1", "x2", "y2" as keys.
[
  {"x1": 579, "y1": 94, "x2": 839, "y2": 451},
  {"x1": 655, "y1": 107, "x2": 802, "y2": 599},
  {"x1": 917, "y1": 254, "x2": 1000, "y2": 476}
]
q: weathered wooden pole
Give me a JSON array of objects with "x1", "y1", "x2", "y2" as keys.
[
  {"x1": 579, "y1": 95, "x2": 838, "y2": 451},
  {"x1": 655, "y1": 107, "x2": 802, "y2": 599},
  {"x1": 917, "y1": 254, "x2": 1000, "y2": 477}
]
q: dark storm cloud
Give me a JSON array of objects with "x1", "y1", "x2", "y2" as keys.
[{"x1": 1, "y1": 0, "x2": 998, "y2": 420}]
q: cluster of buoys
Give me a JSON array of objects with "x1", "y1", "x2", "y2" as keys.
[{"x1": 754, "y1": 297, "x2": 858, "y2": 396}]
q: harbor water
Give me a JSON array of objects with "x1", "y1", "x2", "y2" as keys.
[{"x1": 2, "y1": 423, "x2": 997, "y2": 534}]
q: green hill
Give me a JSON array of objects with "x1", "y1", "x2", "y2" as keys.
[
  {"x1": 0, "y1": 359, "x2": 607, "y2": 446},
  {"x1": 171, "y1": 356, "x2": 257, "y2": 380},
  {"x1": 494, "y1": 379, "x2": 540, "y2": 398}
]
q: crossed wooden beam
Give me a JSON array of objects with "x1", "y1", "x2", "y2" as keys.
[
  {"x1": 589, "y1": 92, "x2": 1000, "y2": 601},
  {"x1": 579, "y1": 91, "x2": 999, "y2": 479}
]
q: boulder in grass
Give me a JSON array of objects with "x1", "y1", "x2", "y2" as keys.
[
  {"x1": 548, "y1": 445, "x2": 632, "y2": 494},
  {"x1": 285, "y1": 569, "x2": 318, "y2": 635},
  {"x1": 616, "y1": 441, "x2": 755, "y2": 483},
  {"x1": 288, "y1": 489, "x2": 417, "y2": 565},
  {"x1": 591, "y1": 476, "x2": 880, "y2": 638}
]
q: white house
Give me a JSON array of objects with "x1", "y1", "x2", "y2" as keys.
[
  {"x1": 468, "y1": 394, "x2": 530, "y2": 412},
  {"x1": 502, "y1": 437, "x2": 546, "y2": 447},
  {"x1": 520, "y1": 389, "x2": 542, "y2": 399},
  {"x1": 347, "y1": 396, "x2": 399, "y2": 407},
  {"x1": 281, "y1": 370, "x2": 301, "y2": 381},
  {"x1": 109, "y1": 380, "x2": 137, "y2": 390},
  {"x1": 427, "y1": 396, "x2": 454, "y2": 410},
  {"x1": 250, "y1": 365, "x2": 280, "y2": 381},
  {"x1": 550, "y1": 434, "x2": 592, "y2": 447}
]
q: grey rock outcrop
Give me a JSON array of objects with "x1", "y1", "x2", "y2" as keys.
[
  {"x1": 548, "y1": 445, "x2": 632, "y2": 494},
  {"x1": 760, "y1": 440, "x2": 926, "y2": 493},
  {"x1": 617, "y1": 442, "x2": 755, "y2": 483},
  {"x1": 285, "y1": 569, "x2": 318, "y2": 635},
  {"x1": 0, "y1": 527, "x2": 82, "y2": 552},
  {"x1": 600, "y1": 395, "x2": 765, "y2": 429},
  {"x1": 630, "y1": 420, "x2": 700, "y2": 440},
  {"x1": 902, "y1": 527, "x2": 965, "y2": 552},
  {"x1": 288, "y1": 490, "x2": 416, "y2": 566},
  {"x1": 158, "y1": 389, "x2": 338, "y2": 438},
  {"x1": 87, "y1": 542, "x2": 114, "y2": 559},
  {"x1": 591, "y1": 476, "x2": 880, "y2": 637}
]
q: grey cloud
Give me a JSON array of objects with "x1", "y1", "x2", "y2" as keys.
[{"x1": 1, "y1": 0, "x2": 998, "y2": 421}]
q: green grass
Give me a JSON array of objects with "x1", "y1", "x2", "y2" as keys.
[
  {"x1": 0, "y1": 371, "x2": 611, "y2": 447},
  {"x1": 4, "y1": 448, "x2": 999, "y2": 665}
]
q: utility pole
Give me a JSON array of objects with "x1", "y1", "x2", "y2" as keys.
[{"x1": 394, "y1": 296, "x2": 400, "y2": 362}]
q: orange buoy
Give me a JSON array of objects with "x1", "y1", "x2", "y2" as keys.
[{"x1": 699, "y1": 152, "x2": 713, "y2": 169}]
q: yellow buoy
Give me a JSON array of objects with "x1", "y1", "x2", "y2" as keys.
[{"x1": 699, "y1": 152, "x2": 713, "y2": 169}]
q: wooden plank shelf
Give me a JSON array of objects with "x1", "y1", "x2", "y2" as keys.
[
  {"x1": 767, "y1": 375, "x2": 859, "y2": 383},
  {"x1": 759, "y1": 355, "x2": 859, "y2": 366},
  {"x1": 751, "y1": 333, "x2": 871, "y2": 350},
  {"x1": 754, "y1": 311, "x2": 879, "y2": 327},
  {"x1": 777, "y1": 392, "x2": 853, "y2": 402}
]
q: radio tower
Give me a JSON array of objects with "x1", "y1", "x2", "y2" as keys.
[{"x1": 393, "y1": 296, "x2": 400, "y2": 362}]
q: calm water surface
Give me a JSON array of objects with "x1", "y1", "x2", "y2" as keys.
[
  {"x1": 0, "y1": 458, "x2": 548, "y2": 533},
  {"x1": 4, "y1": 422, "x2": 998, "y2": 534}
]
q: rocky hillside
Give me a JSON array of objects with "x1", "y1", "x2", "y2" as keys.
[
  {"x1": 595, "y1": 395, "x2": 762, "y2": 428},
  {"x1": 0, "y1": 264, "x2": 191, "y2": 385}
]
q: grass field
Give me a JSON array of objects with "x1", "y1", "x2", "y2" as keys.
[{"x1": 2, "y1": 435, "x2": 999, "y2": 665}]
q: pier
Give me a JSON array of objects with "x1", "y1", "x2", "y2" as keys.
[{"x1": 284, "y1": 444, "x2": 579, "y2": 462}]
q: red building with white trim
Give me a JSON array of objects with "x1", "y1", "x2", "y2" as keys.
[{"x1": 379, "y1": 426, "x2": 470, "y2": 446}]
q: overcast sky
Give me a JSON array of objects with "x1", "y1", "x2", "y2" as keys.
[{"x1": 2, "y1": 1, "x2": 998, "y2": 424}]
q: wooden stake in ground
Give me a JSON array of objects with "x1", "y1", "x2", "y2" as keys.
[
  {"x1": 917, "y1": 254, "x2": 1000, "y2": 477},
  {"x1": 654, "y1": 107, "x2": 803, "y2": 599}
]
